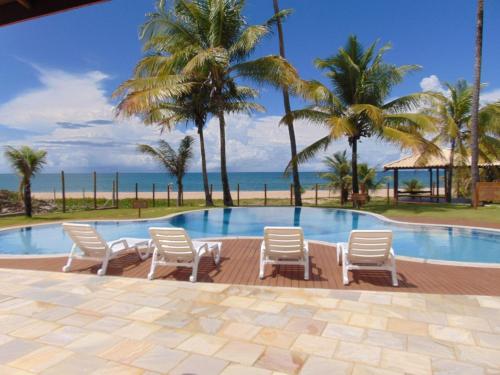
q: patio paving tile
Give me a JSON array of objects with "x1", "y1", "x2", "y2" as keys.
[
  {"x1": 131, "y1": 344, "x2": 187, "y2": 373},
  {"x1": 334, "y1": 341, "x2": 381, "y2": 366},
  {"x1": 170, "y1": 353, "x2": 228, "y2": 375},
  {"x1": 291, "y1": 333, "x2": 338, "y2": 358},
  {"x1": 300, "y1": 355, "x2": 352, "y2": 375},
  {"x1": 0, "y1": 268, "x2": 497, "y2": 374},
  {"x1": 214, "y1": 340, "x2": 265, "y2": 365},
  {"x1": 177, "y1": 333, "x2": 227, "y2": 356}
]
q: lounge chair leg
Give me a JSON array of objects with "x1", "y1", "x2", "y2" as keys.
[
  {"x1": 62, "y1": 257, "x2": 73, "y2": 273},
  {"x1": 148, "y1": 249, "x2": 158, "y2": 280},
  {"x1": 62, "y1": 244, "x2": 77, "y2": 272},
  {"x1": 190, "y1": 257, "x2": 199, "y2": 283},
  {"x1": 213, "y1": 244, "x2": 221, "y2": 265},
  {"x1": 259, "y1": 249, "x2": 265, "y2": 279},
  {"x1": 390, "y1": 250, "x2": 398, "y2": 286},
  {"x1": 342, "y1": 252, "x2": 349, "y2": 285},
  {"x1": 97, "y1": 254, "x2": 110, "y2": 276},
  {"x1": 304, "y1": 257, "x2": 310, "y2": 280}
]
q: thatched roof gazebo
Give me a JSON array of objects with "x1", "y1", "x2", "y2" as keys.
[
  {"x1": 0, "y1": 0, "x2": 107, "y2": 27},
  {"x1": 383, "y1": 149, "x2": 499, "y2": 203}
]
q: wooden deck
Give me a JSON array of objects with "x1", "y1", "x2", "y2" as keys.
[{"x1": 1, "y1": 239, "x2": 499, "y2": 296}]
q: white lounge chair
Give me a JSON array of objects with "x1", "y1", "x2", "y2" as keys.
[
  {"x1": 148, "y1": 227, "x2": 221, "y2": 282},
  {"x1": 259, "y1": 226, "x2": 309, "y2": 280},
  {"x1": 337, "y1": 230, "x2": 398, "y2": 286},
  {"x1": 62, "y1": 223, "x2": 151, "y2": 276}
]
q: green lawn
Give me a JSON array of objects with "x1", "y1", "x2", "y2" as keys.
[{"x1": 0, "y1": 197, "x2": 498, "y2": 229}]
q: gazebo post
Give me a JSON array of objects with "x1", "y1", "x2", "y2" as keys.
[
  {"x1": 393, "y1": 169, "x2": 399, "y2": 204},
  {"x1": 444, "y1": 168, "x2": 450, "y2": 203},
  {"x1": 436, "y1": 167, "x2": 440, "y2": 202},
  {"x1": 429, "y1": 168, "x2": 433, "y2": 198}
]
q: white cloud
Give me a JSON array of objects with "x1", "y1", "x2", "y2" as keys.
[
  {"x1": 419, "y1": 74, "x2": 500, "y2": 105},
  {"x1": 419, "y1": 75, "x2": 446, "y2": 93},
  {"x1": 0, "y1": 65, "x2": 406, "y2": 173},
  {"x1": 480, "y1": 89, "x2": 500, "y2": 105}
]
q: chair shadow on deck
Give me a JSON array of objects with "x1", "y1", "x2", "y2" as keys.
[
  {"x1": 261, "y1": 257, "x2": 328, "y2": 282},
  {"x1": 350, "y1": 270, "x2": 417, "y2": 289}
]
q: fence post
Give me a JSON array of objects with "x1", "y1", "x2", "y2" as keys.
[
  {"x1": 115, "y1": 172, "x2": 119, "y2": 208},
  {"x1": 264, "y1": 184, "x2": 267, "y2": 206},
  {"x1": 93, "y1": 171, "x2": 97, "y2": 209},
  {"x1": 112, "y1": 180, "x2": 116, "y2": 207},
  {"x1": 53, "y1": 187, "x2": 56, "y2": 202},
  {"x1": 315, "y1": 183, "x2": 318, "y2": 206},
  {"x1": 61, "y1": 171, "x2": 66, "y2": 213},
  {"x1": 152, "y1": 183, "x2": 156, "y2": 207},
  {"x1": 135, "y1": 183, "x2": 138, "y2": 200},
  {"x1": 167, "y1": 184, "x2": 171, "y2": 207},
  {"x1": 290, "y1": 184, "x2": 293, "y2": 206},
  {"x1": 237, "y1": 183, "x2": 240, "y2": 206}
]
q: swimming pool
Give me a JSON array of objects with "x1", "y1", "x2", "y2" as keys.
[{"x1": 0, "y1": 207, "x2": 499, "y2": 264}]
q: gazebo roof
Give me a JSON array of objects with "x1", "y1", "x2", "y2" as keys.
[
  {"x1": 383, "y1": 149, "x2": 500, "y2": 170},
  {"x1": 0, "y1": 0, "x2": 107, "y2": 27}
]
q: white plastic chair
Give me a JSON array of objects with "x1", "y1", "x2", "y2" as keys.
[
  {"x1": 62, "y1": 223, "x2": 151, "y2": 276},
  {"x1": 259, "y1": 226, "x2": 309, "y2": 280},
  {"x1": 337, "y1": 230, "x2": 398, "y2": 286},
  {"x1": 148, "y1": 227, "x2": 221, "y2": 282}
]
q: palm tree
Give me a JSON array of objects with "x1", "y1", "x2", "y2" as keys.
[
  {"x1": 319, "y1": 151, "x2": 351, "y2": 205},
  {"x1": 470, "y1": 0, "x2": 484, "y2": 204},
  {"x1": 357, "y1": 163, "x2": 384, "y2": 193},
  {"x1": 136, "y1": 0, "x2": 298, "y2": 206},
  {"x1": 402, "y1": 179, "x2": 424, "y2": 195},
  {"x1": 425, "y1": 80, "x2": 500, "y2": 201},
  {"x1": 272, "y1": 0, "x2": 302, "y2": 206},
  {"x1": 4, "y1": 146, "x2": 47, "y2": 217},
  {"x1": 138, "y1": 136, "x2": 194, "y2": 206},
  {"x1": 285, "y1": 36, "x2": 438, "y2": 206},
  {"x1": 422, "y1": 82, "x2": 500, "y2": 200}
]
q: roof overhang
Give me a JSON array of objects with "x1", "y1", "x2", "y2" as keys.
[{"x1": 0, "y1": 0, "x2": 108, "y2": 27}]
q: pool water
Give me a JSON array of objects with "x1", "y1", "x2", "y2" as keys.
[{"x1": 0, "y1": 207, "x2": 499, "y2": 263}]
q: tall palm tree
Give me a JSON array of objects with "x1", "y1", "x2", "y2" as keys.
[
  {"x1": 272, "y1": 0, "x2": 301, "y2": 206},
  {"x1": 320, "y1": 151, "x2": 351, "y2": 205},
  {"x1": 285, "y1": 35, "x2": 438, "y2": 206},
  {"x1": 470, "y1": 0, "x2": 484, "y2": 204},
  {"x1": 425, "y1": 80, "x2": 500, "y2": 201},
  {"x1": 4, "y1": 146, "x2": 47, "y2": 217},
  {"x1": 136, "y1": 0, "x2": 298, "y2": 206},
  {"x1": 138, "y1": 136, "x2": 194, "y2": 206}
]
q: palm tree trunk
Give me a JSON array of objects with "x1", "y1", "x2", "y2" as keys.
[
  {"x1": 272, "y1": 0, "x2": 302, "y2": 206},
  {"x1": 351, "y1": 138, "x2": 359, "y2": 206},
  {"x1": 177, "y1": 177, "x2": 183, "y2": 206},
  {"x1": 197, "y1": 119, "x2": 214, "y2": 206},
  {"x1": 470, "y1": 0, "x2": 484, "y2": 205},
  {"x1": 447, "y1": 140, "x2": 455, "y2": 202},
  {"x1": 217, "y1": 111, "x2": 234, "y2": 206},
  {"x1": 24, "y1": 180, "x2": 32, "y2": 217}
]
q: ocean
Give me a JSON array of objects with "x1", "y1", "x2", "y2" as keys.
[{"x1": 0, "y1": 170, "x2": 442, "y2": 193}]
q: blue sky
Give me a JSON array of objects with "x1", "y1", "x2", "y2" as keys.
[{"x1": 0, "y1": 0, "x2": 499, "y2": 173}]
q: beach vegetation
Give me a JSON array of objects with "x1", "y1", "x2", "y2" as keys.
[{"x1": 3, "y1": 146, "x2": 47, "y2": 217}]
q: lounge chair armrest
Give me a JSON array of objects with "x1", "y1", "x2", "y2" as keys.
[
  {"x1": 108, "y1": 239, "x2": 128, "y2": 250},
  {"x1": 390, "y1": 247, "x2": 396, "y2": 258},
  {"x1": 193, "y1": 242, "x2": 209, "y2": 255}
]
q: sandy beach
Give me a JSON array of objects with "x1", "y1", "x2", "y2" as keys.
[{"x1": 32, "y1": 187, "x2": 446, "y2": 200}]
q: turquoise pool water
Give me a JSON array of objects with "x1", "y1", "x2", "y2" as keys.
[{"x1": 0, "y1": 207, "x2": 498, "y2": 263}]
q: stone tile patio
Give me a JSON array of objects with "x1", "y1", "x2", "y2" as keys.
[{"x1": 0, "y1": 268, "x2": 499, "y2": 374}]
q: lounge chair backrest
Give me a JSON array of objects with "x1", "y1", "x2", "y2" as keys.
[
  {"x1": 347, "y1": 230, "x2": 392, "y2": 264},
  {"x1": 62, "y1": 223, "x2": 108, "y2": 257},
  {"x1": 263, "y1": 227, "x2": 304, "y2": 259},
  {"x1": 149, "y1": 227, "x2": 195, "y2": 260}
]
